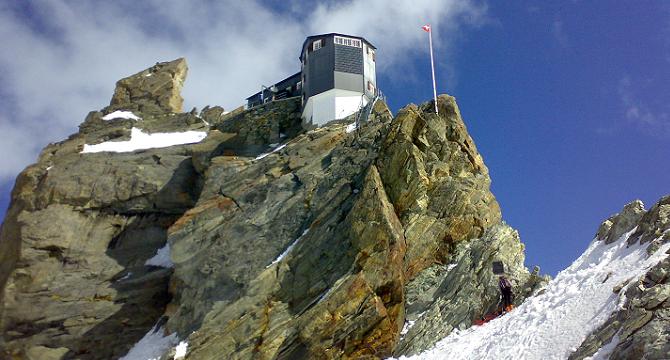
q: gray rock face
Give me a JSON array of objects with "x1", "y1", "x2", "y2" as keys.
[
  {"x1": 395, "y1": 223, "x2": 548, "y2": 356},
  {"x1": 161, "y1": 96, "x2": 542, "y2": 359},
  {"x1": 571, "y1": 196, "x2": 670, "y2": 360},
  {"x1": 1, "y1": 58, "x2": 545, "y2": 360},
  {"x1": 0, "y1": 60, "x2": 209, "y2": 359}
]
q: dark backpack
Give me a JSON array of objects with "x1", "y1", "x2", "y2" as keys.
[{"x1": 499, "y1": 278, "x2": 511, "y2": 291}]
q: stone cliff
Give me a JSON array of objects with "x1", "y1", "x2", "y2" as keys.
[{"x1": 0, "y1": 59, "x2": 546, "y2": 360}]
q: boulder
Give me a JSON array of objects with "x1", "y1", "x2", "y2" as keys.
[{"x1": 109, "y1": 58, "x2": 188, "y2": 114}]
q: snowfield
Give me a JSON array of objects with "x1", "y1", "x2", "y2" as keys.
[
  {"x1": 391, "y1": 228, "x2": 670, "y2": 360},
  {"x1": 81, "y1": 128, "x2": 207, "y2": 153}
]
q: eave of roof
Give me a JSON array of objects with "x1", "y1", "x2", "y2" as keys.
[{"x1": 299, "y1": 33, "x2": 376, "y2": 60}]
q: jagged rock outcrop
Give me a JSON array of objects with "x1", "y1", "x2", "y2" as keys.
[
  {"x1": 0, "y1": 59, "x2": 208, "y2": 359},
  {"x1": 377, "y1": 100, "x2": 501, "y2": 279},
  {"x1": 571, "y1": 197, "x2": 670, "y2": 360},
  {"x1": 162, "y1": 96, "x2": 542, "y2": 359},
  {"x1": 1, "y1": 59, "x2": 545, "y2": 360},
  {"x1": 595, "y1": 200, "x2": 646, "y2": 244},
  {"x1": 110, "y1": 58, "x2": 188, "y2": 114}
]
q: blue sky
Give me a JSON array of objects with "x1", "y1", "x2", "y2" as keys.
[{"x1": 0, "y1": 1, "x2": 668, "y2": 275}]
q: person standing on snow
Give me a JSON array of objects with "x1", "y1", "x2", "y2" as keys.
[{"x1": 498, "y1": 275, "x2": 514, "y2": 313}]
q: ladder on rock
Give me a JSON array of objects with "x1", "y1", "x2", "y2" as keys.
[{"x1": 354, "y1": 93, "x2": 381, "y2": 137}]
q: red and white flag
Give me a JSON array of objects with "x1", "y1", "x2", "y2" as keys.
[{"x1": 422, "y1": 24, "x2": 431, "y2": 32}]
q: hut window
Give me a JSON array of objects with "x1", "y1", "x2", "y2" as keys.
[
  {"x1": 334, "y1": 36, "x2": 362, "y2": 48},
  {"x1": 367, "y1": 47, "x2": 376, "y2": 62}
]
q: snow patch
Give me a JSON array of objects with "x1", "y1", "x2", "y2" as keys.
[
  {"x1": 102, "y1": 110, "x2": 141, "y2": 121},
  {"x1": 81, "y1": 128, "x2": 207, "y2": 153},
  {"x1": 267, "y1": 229, "x2": 309, "y2": 267},
  {"x1": 117, "y1": 272, "x2": 132, "y2": 282},
  {"x1": 174, "y1": 341, "x2": 188, "y2": 359},
  {"x1": 390, "y1": 228, "x2": 670, "y2": 360},
  {"x1": 400, "y1": 311, "x2": 426, "y2": 338},
  {"x1": 145, "y1": 244, "x2": 174, "y2": 268},
  {"x1": 584, "y1": 332, "x2": 620, "y2": 360},
  {"x1": 255, "y1": 144, "x2": 287, "y2": 160},
  {"x1": 400, "y1": 320, "x2": 416, "y2": 336},
  {"x1": 119, "y1": 324, "x2": 178, "y2": 360},
  {"x1": 346, "y1": 122, "x2": 357, "y2": 133}
]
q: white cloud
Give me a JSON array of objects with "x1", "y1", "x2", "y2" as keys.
[
  {"x1": 0, "y1": 0, "x2": 487, "y2": 182},
  {"x1": 617, "y1": 76, "x2": 670, "y2": 136}
]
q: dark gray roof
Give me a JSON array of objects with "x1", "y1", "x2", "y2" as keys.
[
  {"x1": 245, "y1": 72, "x2": 301, "y2": 101},
  {"x1": 299, "y1": 33, "x2": 376, "y2": 61}
]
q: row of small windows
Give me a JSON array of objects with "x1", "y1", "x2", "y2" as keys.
[
  {"x1": 307, "y1": 37, "x2": 374, "y2": 65},
  {"x1": 312, "y1": 36, "x2": 367, "y2": 52},
  {"x1": 334, "y1": 36, "x2": 362, "y2": 48}
]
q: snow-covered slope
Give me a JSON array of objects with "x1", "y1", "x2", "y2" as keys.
[{"x1": 391, "y1": 228, "x2": 670, "y2": 360}]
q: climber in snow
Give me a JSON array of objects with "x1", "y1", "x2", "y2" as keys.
[{"x1": 498, "y1": 275, "x2": 514, "y2": 313}]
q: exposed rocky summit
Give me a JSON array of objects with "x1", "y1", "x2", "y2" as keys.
[{"x1": 0, "y1": 59, "x2": 547, "y2": 359}]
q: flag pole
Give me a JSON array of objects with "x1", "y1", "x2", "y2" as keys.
[{"x1": 427, "y1": 26, "x2": 438, "y2": 115}]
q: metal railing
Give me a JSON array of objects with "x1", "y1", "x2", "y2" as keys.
[{"x1": 354, "y1": 92, "x2": 381, "y2": 137}]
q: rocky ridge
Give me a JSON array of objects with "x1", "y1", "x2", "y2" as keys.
[
  {"x1": 571, "y1": 197, "x2": 670, "y2": 359},
  {"x1": 1, "y1": 58, "x2": 546, "y2": 359}
]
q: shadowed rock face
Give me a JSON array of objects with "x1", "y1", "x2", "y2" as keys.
[
  {"x1": 1, "y1": 58, "x2": 545, "y2": 360},
  {"x1": 570, "y1": 197, "x2": 670, "y2": 360},
  {"x1": 0, "y1": 59, "x2": 207, "y2": 359}
]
